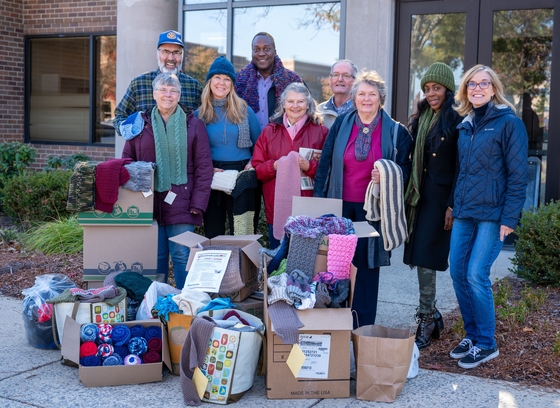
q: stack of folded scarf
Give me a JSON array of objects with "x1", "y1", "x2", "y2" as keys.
[{"x1": 78, "y1": 323, "x2": 162, "y2": 366}]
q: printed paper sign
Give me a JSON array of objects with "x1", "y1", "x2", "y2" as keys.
[
  {"x1": 297, "y1": 334, "x2": 331, "y2": 379},
  {"x1": 184, "y1": 250, "x2": 232, "y2": 292}
]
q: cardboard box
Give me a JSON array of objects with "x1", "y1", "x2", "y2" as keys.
[
  {"x1": 61, "y1": 316, "x2": 171, "y2": 387},
  {"x1": 169, "y1": 232, "x2": 262, "y2": 302},
  {"x1": 78, "y1": 170, "x2": 154, "y2": 226},
  {"x1": 83, "y1": 221, "x2": 158, "y2": 283},
  {"x1": 233, "y1": 296, "x2": 264, "y2": 321},
  {"x1": 264, "y1": 197, "x2": 377, "y2": 399}
]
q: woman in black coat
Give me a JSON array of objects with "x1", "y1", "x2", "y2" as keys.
[{"x1": 403, "y1": 62, "x2": 462, "y2": 349}]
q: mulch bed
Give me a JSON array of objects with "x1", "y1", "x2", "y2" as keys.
[{"x1": 419, "y1": 276, "x2": 560, "y2": 389}]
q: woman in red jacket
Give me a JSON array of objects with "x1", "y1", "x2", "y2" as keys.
[{"x1": 252, "y1": 82, "x2": 328, "y2": 248}]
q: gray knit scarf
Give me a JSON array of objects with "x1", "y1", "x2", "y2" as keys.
[
  {"x1": 212, "y1": 98, "x2": 252, "y2": 149},
  {"x1": 152, "y1": 106, "x2": 188, "y2": 192}
]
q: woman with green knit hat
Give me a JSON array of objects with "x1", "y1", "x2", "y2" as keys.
[{"x1": 403, "y1": 62, "x2": 463, "y2": 349}]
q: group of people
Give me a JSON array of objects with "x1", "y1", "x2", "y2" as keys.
[{"x1": 115, "y1": 29, "x2": 528, "y2": 370}]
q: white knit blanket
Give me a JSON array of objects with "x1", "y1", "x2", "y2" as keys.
[{"x1": 364, "y1": 159, "x2": 407, "y2": 251}]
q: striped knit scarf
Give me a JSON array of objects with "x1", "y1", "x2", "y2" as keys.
[
  {"x1": 364, "y1": 159, "x2": 407, "y2": 251},
  {"x1": 404, "y1": 108, "x2": 440, "y2": 237},
  {"x1": 151, "y1": 107, "x2": 187, "y2": 192}
]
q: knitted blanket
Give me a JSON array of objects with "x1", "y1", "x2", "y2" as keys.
[
  {"x1": 273, "y1": 151, "x2": 301, "y2": 240},
  {"x1": 232, "y1": 169, "x2": 258, "y2": 235},
  {"x1": 364, "y1": 159, "x2": 407, "y2": 251},
  {"x1": 180, "y1": 316, "x2": 217, "y2": 406},
  {"x1": 95, "y1": 158, "x2": 132, "y2": 213},
  {"x1": 66, "y1": 161, "x2": 98, "y2": 212},
  {"x1": 122, "y1": 161, "x2": 154, "y2": 192}
]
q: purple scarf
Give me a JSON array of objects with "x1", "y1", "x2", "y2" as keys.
[{"x1": 235, "y1": 55, "x2": 303, "y2": 114}]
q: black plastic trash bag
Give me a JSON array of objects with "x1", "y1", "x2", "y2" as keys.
[{"x1": 21, "y1": 274, "x2": 76, "y2": 349}]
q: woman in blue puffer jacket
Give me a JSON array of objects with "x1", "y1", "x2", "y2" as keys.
[{"x1": 448, "y1": 64, "x2": 528, "y2": 370}]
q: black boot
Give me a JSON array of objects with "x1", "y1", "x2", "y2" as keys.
[{"x1": 415, "y1": 310, "x2": 440, "y2": 349}]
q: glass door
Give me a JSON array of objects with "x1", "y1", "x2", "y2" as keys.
[{"x1": 395, "y1": 0, "x2": 560, "y2": 203}]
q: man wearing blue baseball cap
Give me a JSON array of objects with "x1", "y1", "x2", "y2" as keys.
[{"x1": 114, "y1": 30, "x2": 202, "y2": 136}]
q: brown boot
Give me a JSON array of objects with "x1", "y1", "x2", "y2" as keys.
[{"x1": 415, "y1": 311, "x2": 439, "y2": 349}]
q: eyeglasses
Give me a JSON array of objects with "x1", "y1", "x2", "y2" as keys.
[
  {"x1": 330, "y1": 73, "x2": 355, "y2": 80},
  {"x1": 467, "y1": 81, "x2": 491, "y2": 90},
  {"x1": 156, "y1": 87, "x2": 180, "y2": 95},
  {"x1": 158, "y1": 49, "x2": 183, "y2": 57}
]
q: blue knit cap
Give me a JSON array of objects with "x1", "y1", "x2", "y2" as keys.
[{"x1": 206, "y1": 56, "x2": 236, "y2": 85}]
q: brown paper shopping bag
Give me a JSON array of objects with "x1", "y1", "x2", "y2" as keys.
[{"x1": 351, "y1": 324, "x2": 416, "y2": 402}]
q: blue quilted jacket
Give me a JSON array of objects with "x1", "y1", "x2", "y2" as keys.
[{"x1": 453, "y1": 103, "x2": 528, "y2": 229}]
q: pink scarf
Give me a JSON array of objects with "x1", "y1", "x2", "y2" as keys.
[
  {"x1": 273, "y1": 151, "x2": 301, "y2": 240},
  {"x1": 283, "y1": 113, "x2": 308, "y2": 140}
]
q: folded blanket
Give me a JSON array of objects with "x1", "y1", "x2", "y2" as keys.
[{"x1": 111, "y1": 325, "x2": 131, "y2": 346}]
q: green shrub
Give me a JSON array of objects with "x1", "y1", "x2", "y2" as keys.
[
  {"x1": 511, "y1": 200, "x2": 560, "y2": 286},
  {"x1": 24, "y1": 216, "x2": 83, "y2": 254},
  {"x1": 1, "y1": 170, "x2": 72, "y2": 228},
  {"x1": 0, "y1": 142, "x2": 38, "y2": 206},
  {"x1": 44, "y1": 152, "x2": 91, "y2": 170},
  {"x1": 0, "y1": 142, "x2": 37, "y2": 178}
]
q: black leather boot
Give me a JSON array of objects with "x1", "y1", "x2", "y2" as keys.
[{"x1": 415, "y1": 310, "x2": 440, "y2": 349}]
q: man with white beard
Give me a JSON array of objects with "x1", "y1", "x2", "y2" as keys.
[{"x1": 114, "y1": 30, "x2": 202, "y2": 136}]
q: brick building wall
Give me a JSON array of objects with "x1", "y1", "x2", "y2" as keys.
[
  {"x1": 0, "y1": 0, "x2": 25, "y2": 145},
  {"x1": 0, "y1": 0, "x2": 118, "y2": 170}
]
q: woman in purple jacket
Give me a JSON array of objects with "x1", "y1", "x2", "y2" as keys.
[{"x1": 122, "y1": 73, "x2": 213, "y2": 289}]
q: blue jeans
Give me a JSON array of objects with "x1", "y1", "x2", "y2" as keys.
[
  {"x1": 267, "y1": 223, "x2": 281, "y2": 250},
  {"x1": 449, "y1": 219, "x2": 504, "y2": 350},
  {"x1": 158, "y1": 224, "x2": 195, "y2": 290}
]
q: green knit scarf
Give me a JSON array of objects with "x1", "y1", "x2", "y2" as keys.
[
  {"x1": 404, "y1": 108, "x2": 440, "y2": 238},
  {"x1": 152, "y1": 106, "x2": 188, "y2": 193}
]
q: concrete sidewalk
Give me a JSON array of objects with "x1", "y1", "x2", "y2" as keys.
[{"x1": 1, "y1": 247, "x2": 559, "y2": 407}]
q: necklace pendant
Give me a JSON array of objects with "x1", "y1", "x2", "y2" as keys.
[{"x1": 362, "y1": 128, "x2": 370, "y2": 135}]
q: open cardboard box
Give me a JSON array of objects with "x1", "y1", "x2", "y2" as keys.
[
  {"x1": 61, "y1": 316, "x2": 171, "y2": 387},
  {"x1": 78, "y1": 169, "x2": 154, "y2": 226},
  {"x1": 82, "y1": 221, "x2": 158, "y2": 284},
  {"x1": 264, "y1": 197, "x2": 378, "y2": 399},
  {"x1": 169, "y1": 232, "x2": 262, "y2": 302}
]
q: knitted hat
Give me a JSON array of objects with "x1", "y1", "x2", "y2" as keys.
[
  {"x1": 420, "y1": 62, "x2": 455, "y2": 93},
  {"x1": 286, "y1": 269, "x2": 311, "y2": 303},
  {"x1": 314, "y1": 282, "x2": 331, "y2": 308},
  {"x1": 157, "y1": 30, "x2": 184, "y2": 48},
  {"x1": 329, "y1": 279, "x2": 350, "y2": 308},
  {"x1": 206, "y1": 56, "x2": 236, "y2": 85},
  {"x1": 267, "y1": 272, "x2": 293, "y2": 305}
]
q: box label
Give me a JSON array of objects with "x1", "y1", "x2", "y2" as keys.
[{"x1": 298, "y1": 334, "x2": 331, "y2": 379}]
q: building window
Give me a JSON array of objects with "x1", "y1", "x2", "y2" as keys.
[
  {"x1": 26, "y1": 35, "x2": 117, "y2": 145},
  {"x1": 183, "y1": 1, "x2": 341, "y2": 103}
]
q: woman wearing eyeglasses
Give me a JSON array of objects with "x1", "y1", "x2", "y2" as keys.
[
  {"x1": 122, "y1": 72, "x2": 213, "y2": 289},
  {"x1": 403, "y1": 62, "x2": 463, "y2": 350},
  {"x1": 449, "y1": 64, "x2": 528, "y2": 369},
  {"x1": 195, "y1": 56, "x2": 262, "y2": 238}
]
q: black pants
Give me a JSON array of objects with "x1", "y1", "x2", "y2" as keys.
[
  {"x1": 203, "y1": 160, "x2": 249, "y2": 238},
  {"x1": 343, "y1": 200, "x2": 381, "y2": 329}
]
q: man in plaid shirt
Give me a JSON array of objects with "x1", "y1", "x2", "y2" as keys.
[{"x1": 114, "y1": 30, "x2": 202, "y2": 136}]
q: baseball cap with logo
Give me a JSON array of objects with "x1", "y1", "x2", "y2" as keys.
[{"x1": 157, "y1": 30, "x2": 184, "y2": 48}]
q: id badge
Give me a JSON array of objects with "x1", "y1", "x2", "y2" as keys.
[{"x1": 164, "y1": 190, "x2": 177, "y2": 205}]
